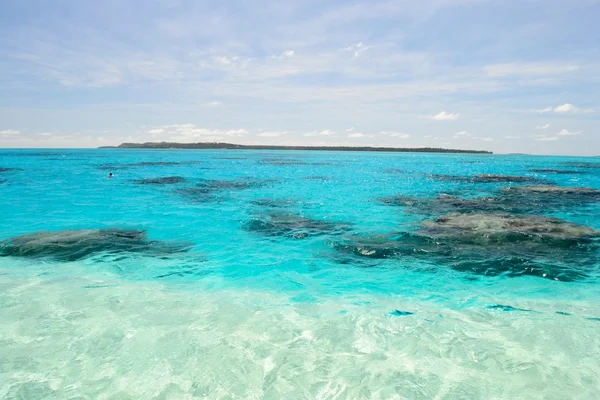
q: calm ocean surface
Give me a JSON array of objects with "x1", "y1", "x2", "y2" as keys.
[{"x1": 1, "y1": 149, "x2": 599, "y2": 399}]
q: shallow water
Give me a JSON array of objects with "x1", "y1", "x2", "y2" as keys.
[{"x1": 1, "y1": 149, "x2": 599, "y2": 398}]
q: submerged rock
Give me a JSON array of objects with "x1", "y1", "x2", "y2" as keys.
[
  {"x1": 502, "y1": 185, "x2": 600, "y2": 195},
  {"x1": 176, "y1": 178, "x2": 276, "y2": 202},
  {"x1": 133, "y1": 176, "x2": 187, "y2": 185},
  {"x1": 391, "y1": 310, "x2": 414, "y2": 316},
  {"x1": 562, "y1": 162, "x2": 600, "y2": 169},
  {"x1": 195, "y1": 178, "x2": 276, "y2": 193},
  {"x1": 0, "y1": 228, "x2": 190, "y2": 261},
  {"x1": 499, "y1": 185, "x2": 600, "y2": 210},
  {"x1": 380, "y1": 194, "x2": 508, "y2": 214},
  {"x1": 0, "y1": 167, "x2": 19, "y2": 173},
  {"x1": 243, "y1": 213, "x2": 350, "y2": 239},
  {"x1": 487, "y1": 304, "x2": 533, "y2": 312},
  {"x1": 250, "y1": 198, "x2": 298, "y2": 208},
  {"x1": 382, "y1": 183, "x2": 600, "y2": 216},
  {"x1": 332, "y1": 213, "x2": 599, "y2": 281},
  {"x1": 428, "y1": 174, "x2": 551, "y2": 184},
  {"x1": 419, "y1": 213, "x2": 598, "y2": 243}
]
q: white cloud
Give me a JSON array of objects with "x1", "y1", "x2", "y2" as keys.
[
  {"x1": 346, "y1": 127, "x2": 355, "y2": 132},
  {"x1": 304, "y1": 129, "x2": 336, "y2": 137},
  {"x1": 480, "y1": 137, "x2": 494, "y2": 142},
  {"x1": 0, "y1": 129, "x2": 20, "y2": 135},
  {"x1": 504, "y1": 135, "x2": 520, "y2": 139},
  {"x1": 157, "y1": 124, "x2": 249, "y2": 140},
  {"x1": 452, "y1": 131, "x2": 471, "y2": 138},
  {"x1": 535, "y1": 135, "x2": 560, "y2": 141},
  {"x1": 213, "y1": 56, "x2": 233, "y2": 65},
  {"x1": 38, "y1": 132, "x2": 53, "y2": 136},
  {"x1": 148, "y1": 128, "x2": 164, "y2": 134},
  {"x1": 257, "y1": 131, "x2": 286, "y2": 137},
  {"x1": 554, "y1": 103, "x2": 577, "y2": 113},
  {"x1": 557, "y1": 129, "x2": 581, "y2": 136},
  {"x1": 206, "y1": 101, "x2": 221, "y2": 106},
  {"x1": 344, "y1": 42, "x2": 370, "y2": 57},
  {"x1": 536, "y1": 124, "x2": 551, "y2": 130},
  {"x1": 536, "y1": 104, "x2": 592, "y2": 114},
  {"x1": 484, "y1": 63, "x2": 579, "y2": 77},
  {"x1": 381, "y1": 131, "x2": 411, "y2": 139},
  {"x1": 348, "y1": 132, "x2": 365, "y2": 138},
  {"x1": 271, "y1": 50, "x2": 295, "y2": 59},
  {"x1": 429, "y1": 111, "x2": 460, "y2": 121}
]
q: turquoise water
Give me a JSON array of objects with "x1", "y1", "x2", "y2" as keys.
[{"x1": 1, "y1": 149, "x2": 600, "y2": 399}]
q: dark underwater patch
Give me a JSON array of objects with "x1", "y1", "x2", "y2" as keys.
[
  {"x1": 555, "y1": 311, "x2": 571, "y2": 316},
  {"x1": 133, "y1": 176, "x2": 187, "y2": 185},
  {"x1": 0, "y1": 167, "x2": 21, "y2": 173},
  {"x1": 331, "y1": 213, "x2": 599, "y2": 282},
  {"x1": 195, "y1": 178, "x2": 277, "y2": 192},
  {"x1": 0, "y1": 228, "x2": 191, "y2": 262},
  {"x1": 487, "y1": 305, "x2": 532, "y2": 312},
  {"x1": 175, "y1": 178, "x2": 276, "y2": 202},
  {"x1": 243, "y1": 213, "x2": 351, "y2": 239},
  {"x1": 428, "y1": 174, "x2": 552, "y2": 184},
  {"x1": 562, "y1": 162, "x2": 600, "y2": 169},
  {"x1": 499, "y1": 185, "x2": 600, "y2": 210},
  {"x1": 381, "y1": 183, "x2": 600, "y2": 215},
  {"x1": 391, "y1": 310, "x2": 414, "y2": 316},
  {"x1": 250, "y1": 198, "x2": 298, "y2": 208}
]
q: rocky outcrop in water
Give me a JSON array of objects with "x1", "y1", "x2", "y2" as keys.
[
  {"x1": 419, "y1": 213, "x2": 598, "y2": 243},
  {"x1": 175, "y1": 178, "x2": 277, "y2": 203},
  {"x1": 0, "y1": 229, "x2": 190, "y2": 261},
  {"x1": 250, "y1": 199, "x2": 299, "y2": 208},
  {"x1": 381, "y1": 184, "x2": 600, "y2": 215},
  {"x1": 501, "y1": 185, "x2": 600, "y2": 195},
  {"x1": 133, "y1": 176, "x2": 187, "y2": 185},
  {"x1": 0, "y1": 167, "x2": 20, "y2": 173},
  {"x1": 332, "y1": 213, "x2": 599, "y2": 281},
  {"x1": 562, "y1": 162, "x2": 600, "y2": 169},
  {"x1": 429, "y1": 174, "x2": 552, "y2": 184}
]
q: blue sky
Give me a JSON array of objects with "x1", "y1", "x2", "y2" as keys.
[{"x1": 0, "y1": 0, "x2": 599, "y2": 154}]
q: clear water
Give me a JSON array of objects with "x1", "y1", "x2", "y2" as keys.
[{"x1": 1, "y1": 149, "x2": 599, "y2": 399}]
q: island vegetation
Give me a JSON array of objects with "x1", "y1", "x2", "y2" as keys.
[{"x1": 100, "y1": 142, "x2": 492, "y2": 154}]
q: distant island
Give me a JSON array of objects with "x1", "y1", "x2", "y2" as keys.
[{"x1": 100, "y1": 142, "x2": 492, "y2": 154}]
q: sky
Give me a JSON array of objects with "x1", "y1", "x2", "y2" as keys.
[{"x1": 0, "y1": 0, "x2": 599, "y2": 155}]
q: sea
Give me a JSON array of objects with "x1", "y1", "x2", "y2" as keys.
[{"x1": 0, "y1": 149, "x2": 599, "y2": 399}]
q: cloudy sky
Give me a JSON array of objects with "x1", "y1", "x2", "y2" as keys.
[{"x1": 0, "y1": 0, "x2": 598, "y2": 155}]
